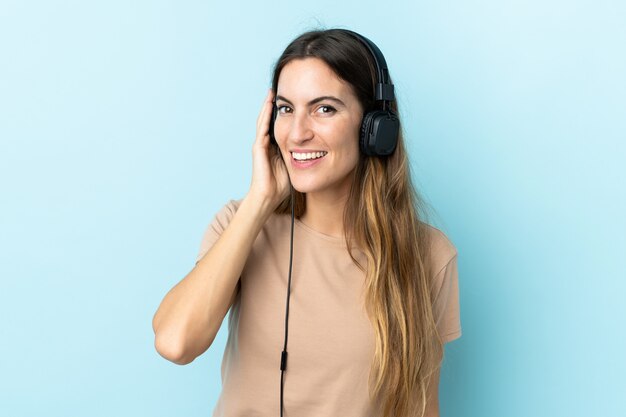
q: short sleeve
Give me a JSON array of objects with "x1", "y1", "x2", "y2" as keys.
[
  {"x1": 195, "y1": 199, "x2": 240, "y2": 265},
  {"x1": 432, "y1": 254, "x2": 462, "y2": 344}
]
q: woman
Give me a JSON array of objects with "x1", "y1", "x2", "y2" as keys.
[{"x1": 152, "y1": 28, "x2": 461, "y2": 417}]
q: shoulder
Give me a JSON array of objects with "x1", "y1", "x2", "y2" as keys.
[
  {"x1": 211, "y1": 197, "x2": 291, "y2": 236},
  {"x1": 197, "y1": 198, "x2": 245, "y2": 247},
  {"x1": 211, "y1": 198, "x2": 244, "y2": 223},
  {"x1": 422, "y1": 223, "x2": 458, "y2": 275},
  {"x1": 225, "y1": 197, "x2": 244, "y2": 213}
]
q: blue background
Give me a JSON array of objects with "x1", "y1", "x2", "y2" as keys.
[{"x1": 1, "y1": 1, "x2": 624, "y2": 416}]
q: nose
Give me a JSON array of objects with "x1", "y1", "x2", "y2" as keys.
[{"x1": 285, "y1": 111, "x2": 314, "y2": 144}]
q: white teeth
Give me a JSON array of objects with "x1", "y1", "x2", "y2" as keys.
[{"x1": 292, "y1": 151, "x2": 327, "y2": 161}]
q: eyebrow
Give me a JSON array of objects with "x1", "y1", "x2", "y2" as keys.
[{"x1": 275, "y1": 95, "x2": 346, "y2": 107}]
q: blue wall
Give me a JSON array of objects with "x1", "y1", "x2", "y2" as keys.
[{"x1": 1, "y1": 1, "x2": 624, "y2": 416}]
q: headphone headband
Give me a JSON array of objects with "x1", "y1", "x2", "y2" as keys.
[
  {"x1": 341, "y1": 29, "x2": 400, "y2": 156},
  {"x1": 341, "y1": 29, "x2": 395, "y2": 105}
]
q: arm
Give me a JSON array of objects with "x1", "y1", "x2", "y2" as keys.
[
  {"x1": 152, "y1": 88, "x2": 289, "y2": 365},
  {"x1": 152, "y1": 194, "x2": 274, "y2": 365}
]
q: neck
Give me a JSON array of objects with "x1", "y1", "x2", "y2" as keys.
[{"x1": 300, "y1": 190, "x2": 350, "y2": 239}]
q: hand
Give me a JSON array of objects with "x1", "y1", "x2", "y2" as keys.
[{"x1": 248, "y1": 89, "x2": 291, "y2": 209}]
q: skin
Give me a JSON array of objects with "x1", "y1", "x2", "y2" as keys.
[
  {"x1": 273, "y1": 57, "x2": 364, "y2": 238},
  {"x1": 254, "y1": 58, "x2": 441, "y2": 416}
]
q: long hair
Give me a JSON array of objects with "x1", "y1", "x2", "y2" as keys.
[{"x1": 270, "y1": 28, "x2": 444, "y2": 417}]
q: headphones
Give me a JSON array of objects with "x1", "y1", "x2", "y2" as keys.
[{"x1": 269, "y1": 29, "x2": 399, "y2": 157}]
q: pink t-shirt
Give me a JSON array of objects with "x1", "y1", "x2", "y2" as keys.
[{"x1": 195, "y1": 199, "x2": 461, "y2": 417}]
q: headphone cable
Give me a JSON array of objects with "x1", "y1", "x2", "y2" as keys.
[{"x1": 280, "y1": 185, "x2": 295, "y2": 417}]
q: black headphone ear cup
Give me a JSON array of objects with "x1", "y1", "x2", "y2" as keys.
[
  {"x1": 269, "y1": 99, "x2": 278, "y2": 144},
  {"x1": 359, "y1": 111, "x2": 378, "y2": 156},
  {"x1": 360, "y1": 110, "x2": 400, "y2": 156}
]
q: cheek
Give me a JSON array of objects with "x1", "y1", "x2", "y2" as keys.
[
  {"x1": 345, "y1": 148, "x2": 361, "y2": 170},
  {"x1": 274, "y1": 131, "x2": 289, "y2": 156},
  {"x1": 324, "y1": 121, "x2": 360, "y2": 149},
  {"x1": 338, "y1": 128, "x2": 361, "y2": 159},
  {"x1": 274, "y1": 121, "x2": 287, "y2": 144}
]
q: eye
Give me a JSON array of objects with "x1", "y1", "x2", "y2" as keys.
[
  {"x1": 277, "y1": 105, "x2": 291, "y2": 114},
  {"x1": 317, "y1": 105, "x2": 336, "y2": 114}
]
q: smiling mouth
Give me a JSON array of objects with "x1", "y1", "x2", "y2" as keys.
[{"x1": 291, "y1": 151, "x2": 328, "y2": 161}]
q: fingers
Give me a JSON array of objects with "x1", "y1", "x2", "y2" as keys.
[{"x1": 255, "y1": 89, "x2": 274, "y2": 143}]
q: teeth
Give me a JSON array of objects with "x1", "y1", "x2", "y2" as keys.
[{"x1": 292, "y1": 151, "x2": 328, "y2": 161}]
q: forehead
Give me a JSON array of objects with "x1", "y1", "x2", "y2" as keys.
[{"x1": 277, "y1": 57, "x2": 354, "y2": 100}]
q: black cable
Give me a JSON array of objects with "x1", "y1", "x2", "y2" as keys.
[{"x1": 280, "y1": 185, "x2": 295, "y2": 417}]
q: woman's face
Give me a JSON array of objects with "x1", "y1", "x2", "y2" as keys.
[{"x1": 274, "y1": 57, "x2": 364, "y2": 197}]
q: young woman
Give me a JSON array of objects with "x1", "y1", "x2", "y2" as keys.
[{"x1": 153, "y1": 28, "x2": 461, "y2": 417}]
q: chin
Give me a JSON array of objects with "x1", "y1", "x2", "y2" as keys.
[
  {"x1": 289, "y1": 170, "x2": 355, "y2": 196},
  {"x1": 290, "y1": 183, "x2": 315, "y2": 194},
  {"x1": 289, "y1": 177, "x2": 323, "y2": 194}
]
